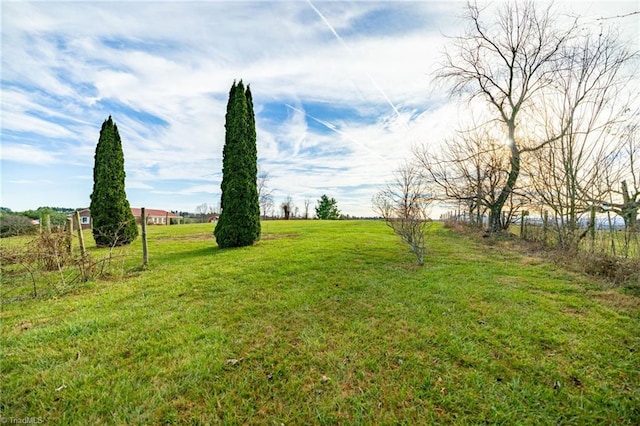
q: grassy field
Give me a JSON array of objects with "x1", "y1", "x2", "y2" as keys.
[{"x1": 1, "y1": 220, "x2": 639, "y2": 424}]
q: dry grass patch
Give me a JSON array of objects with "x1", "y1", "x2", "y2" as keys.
[
  {"x1": 588, "y1": 289, "x2": 640, "y2": 314},
  {"x1": 259, "y1": 232, "x2": 299, "y2": 241}
]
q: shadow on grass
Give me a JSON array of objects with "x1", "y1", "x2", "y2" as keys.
[{"x1": 155, "y1": 246, "x2": 222, "y2": 263}]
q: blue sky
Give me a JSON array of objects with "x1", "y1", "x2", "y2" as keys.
[{"x1": 1, "y1": 1, "x2": 638, "y2": 217}]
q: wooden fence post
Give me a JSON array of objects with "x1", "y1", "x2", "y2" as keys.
[
  {"x1": 543, "y1": 210, "x2": 548, "y2": 245},
  {"x1": 607, "y1": 211, "x2": 616, "y2": 256},
  {"x1": 520, "y1": 211, "x2": 527, "y2": 240},
  {"x1": 66, "y1": 217, "x2": 73, "y2": 256},
  {"x1": 142, "y1": 207, "x2": 148, "y2": 268},
  {"x1": 74, "y1": 211, "x2": 86, "y2": 258},
  {"x1": 590, "y1": 205, "x2": 597, "y2": 251}
]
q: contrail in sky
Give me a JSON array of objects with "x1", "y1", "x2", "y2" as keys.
[
  {"x1": 306, "y1": 0, "x2": 403, "y2": 120},
  {"x1": 284, "y1": 103, "x2": 389, "y2": 162}
]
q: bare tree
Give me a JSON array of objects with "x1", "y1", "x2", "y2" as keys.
[
  {"x1": 598, "y1": 122, "x2": 640, "y2": 255},
  {"x1": 195, "y1": 203, "x2": 210, "y2": 223},
  {"x1": 373, "y1": 162, "x2": 432, "y2": 265},
  {"x1": 525, "y1": 27, "x2": 636, "y2": 249},
  {"x1": 438, "y1": 1, "x2": 577, "y2": 233},
  {"x1": 415, "y1": 125, "x2": 528, "y2": 229},
  {"x1": 304, "y1": 198, "x2": 311, "y2": 220},
  {"x1": 281, "y1": 196, "x2": 293, "y2": 220},
  {"x1": 258, "y1": 169, "x2": 274, "y2": 220},
  {"x1": 611, "y1": 123, "x2": 640, "y2": 232}
]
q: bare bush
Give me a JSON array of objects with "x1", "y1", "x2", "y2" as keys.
[
  {"x1": 0, "y1": 214, "x2": 37, "y2": 238},
  {"x1": 374, "y1": 163, "x2": 432, "y2": 265},
  {"x1": 1, "y1": 228, "x2": 132, "y2": 302},
  {"x1": 32, "y1": 230, "x2": 71, "y2": 271}
]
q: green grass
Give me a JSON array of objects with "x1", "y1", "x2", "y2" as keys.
[{"x1": 1, "y1": 220, "x2": 639, "y2": 424}]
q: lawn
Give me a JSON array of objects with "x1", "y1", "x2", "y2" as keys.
[{"x1": 1, "y1": 220, "x2": 638, "y2": 424}]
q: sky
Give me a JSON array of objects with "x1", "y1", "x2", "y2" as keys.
[{"x1": 1, "y1": 0, "x2": 638, "y2": 217}]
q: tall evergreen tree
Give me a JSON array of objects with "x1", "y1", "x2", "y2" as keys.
[
  {"x1": 89, "y1": 116, "x2": 138, "y2": 247},
  {"x1": 244, "y1": 85, "x2": 261, "y2": 242},
  {"x1": 214, "y1": 80, "x2": 261, "y2": 248}
]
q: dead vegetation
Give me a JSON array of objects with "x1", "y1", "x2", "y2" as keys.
[
  {"x1": 444, "y1": 218, "x2": 640, "y2": 295},
  {"x1": 1, "y1": 229, "x2": 131, "y2": 302}
]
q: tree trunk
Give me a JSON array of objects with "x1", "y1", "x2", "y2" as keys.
[
  {"x1": 489, "y1": 131, "x2": 520, "y2": 233},
  {"x1": 620, "y1": 180, "x2": 639, "y2": 230}
]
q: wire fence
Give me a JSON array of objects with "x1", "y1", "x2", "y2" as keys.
[
  {"x1": 520, "y1": 220, "x2": 639, "y2": 259},
  {"x1": 442, "y1": 211, "x2": 640, "y2": 259}
]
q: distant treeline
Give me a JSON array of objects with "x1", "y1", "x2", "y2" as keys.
[
  {"x1": 1, "y1": 206, "x2": 75, "y2": 223},
  {"x1": 0, "y1": 207, "x2": 76, "y2": 237}
]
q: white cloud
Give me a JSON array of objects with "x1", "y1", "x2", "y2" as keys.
[
  {"x1": 126, "y1": 180, "x2": 154, "y2": 190},
  {"x1": 1, "y1": 144, "x2": 60, "y2": 165},
  {"x1": 7, "y1": 178, "x2": 54, "y2": 185}
]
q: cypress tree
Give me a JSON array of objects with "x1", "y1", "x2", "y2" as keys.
[
  {"x1": 89, "y1": 116, "x2": 138, "y2": 247},
  {"x1": 244, "y1": 85, "x2": 261, "y2": 242},
  {"x1": 214, "y1": 80, "x2": 261, "y2": 248}
]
